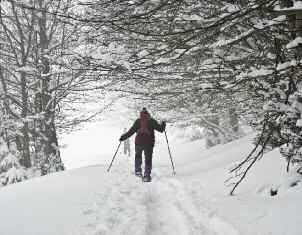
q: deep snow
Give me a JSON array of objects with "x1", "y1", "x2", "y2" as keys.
[{"x1": 0, "y1": 134, "x2": 301, "y2": 235}]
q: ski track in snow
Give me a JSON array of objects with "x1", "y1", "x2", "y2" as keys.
[
  {"x1": 78, "y1": 164, "x2": 239, "y2": 235},
  {"x1": 178, "y1": 180, "x2": 240, "y2": 235},
  {"x1": 144, "y1": 172, "x2": 215, "y2": 235}
]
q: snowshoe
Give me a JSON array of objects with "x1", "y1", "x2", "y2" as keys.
[{"x1": 142, "y1": 175, "x2": 152, "y2": 182}]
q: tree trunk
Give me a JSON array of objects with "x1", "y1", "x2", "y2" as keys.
[
  {"x1": 36, "y1": 0, "x2": 63, "y2": 174},
  {"x1": 229, "y1": 107, "x2": 239, "y2": 133},
  {"x1": 20, "y1": 71, "x2": 31, "y2": 168}
]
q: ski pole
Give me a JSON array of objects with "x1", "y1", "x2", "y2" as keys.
[
  {"x1": 107, "y1": 141, "x2": 122, "y2": 172},
  {"x1": 164, "y1": 130, "x2": 176, "y2": 175}
]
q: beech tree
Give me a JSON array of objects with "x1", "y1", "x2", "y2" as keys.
[
  {"x1": 0, "y1": 0, "x2": 116, "y2": 183},
  {"x1": 78, "y1": 0, "x2": 302, "y2": 193}
]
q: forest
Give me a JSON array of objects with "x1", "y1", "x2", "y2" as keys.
[{"x1": 0, "y1": 0, "x2": 302, "y2": 194}]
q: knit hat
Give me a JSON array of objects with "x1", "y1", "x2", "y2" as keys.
[{"x1": 141, "y1": 107, "x2": 149, "y2": 114}]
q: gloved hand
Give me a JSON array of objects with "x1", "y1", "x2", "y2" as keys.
[{"x1": 119, "y1": 134, "x2": 126, "y2": 142}]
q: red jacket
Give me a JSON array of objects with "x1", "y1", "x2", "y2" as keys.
[{"x1": 123, "y1": 117, "x2": 165, "y2": 147}]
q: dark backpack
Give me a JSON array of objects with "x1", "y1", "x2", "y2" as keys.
[{"x1": 135, "y1": 111, "x2": 152, "y2": 145}]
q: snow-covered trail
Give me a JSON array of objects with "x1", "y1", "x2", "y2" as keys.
[
  {"x1": 0, "y1": 157, "x2": 238, "y2": 235},
  {"x1": 77, "y1": 161, "x2": 239, "y2": 235},
  {"x1": 142, "y1": 175, "x2": 216, "y2": 235},
  {"x1": 1, "y1": 135, "x2": 302, "y2": 235}
]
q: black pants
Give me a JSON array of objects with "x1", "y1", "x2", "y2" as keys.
[{"x1": 135, "y1": 145, "x2": 153, "y2": 176}]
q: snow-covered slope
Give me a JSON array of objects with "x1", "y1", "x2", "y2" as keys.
[{"x1": 0, "y1": 135, "x2": 301, "y2": 235}]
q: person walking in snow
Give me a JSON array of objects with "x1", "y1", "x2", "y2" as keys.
[{"x1": 119, "y1": 108, "x2": 166, "y2": 182}]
